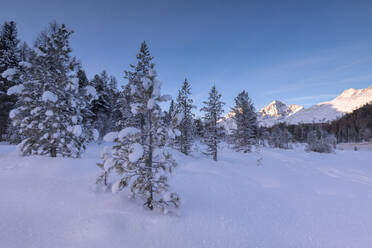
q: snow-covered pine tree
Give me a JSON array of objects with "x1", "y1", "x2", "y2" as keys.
[
  {"x1": 91, "y1": 71, "x2": 114, "y2": 140},
  {"x1": 231, "y1": 90, "x2": 258, "y2": 152},
  {"x1": 97, "y1": 41, "x2": 180, "y2": 212},
  {"x1": 175, "y1": 78, "x2": 194, "y2": 155},
  {"x1": 8, "y1": 22, "x2": 90, "y2": 157},
  {"x1": 0, "y1": 21, "x2": 20, "y2": 141},
  {"x1": 7, "y1": 48, "x2": 40, "y2": 150},
  {"x1": 201, "y1": 85, "x2": 225, "y2": 161},
  {"x1": 5, "y1": 42, "x2": 32, "y2": 144}
]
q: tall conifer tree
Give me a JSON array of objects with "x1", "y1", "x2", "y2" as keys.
[
  {"x1": 97, "y1": 41, "x2": 180, "y2": 212},
  {"x1": 231, "y1": 90, "x2": 257, "y2": 152},
  {"x1": 0, "y1": 21, "x2": 20, "y2": 140},
  {"x1": 91, "y1": 71, "x2": 112, "y2": 139},
  {"x1": 175, "y1": 78, "x2": 194, "y2": 155},
  {"x1": 201, "y1": 85, "x2": 225, "y2": 161},
  {"x1": 9, "y1": 22, "x2": 90, "y2": 157}
]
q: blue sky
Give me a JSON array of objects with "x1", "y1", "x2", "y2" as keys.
[{"x1": 1, "y1": 0, "x2": 372, "y2": 115}]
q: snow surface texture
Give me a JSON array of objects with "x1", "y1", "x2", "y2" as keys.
[{"x1": 1, "y1": 143, "x2": 372, "y2": 248}]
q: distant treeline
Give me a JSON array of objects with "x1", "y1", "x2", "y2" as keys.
[{"x1": 263, "y1": 103, "x2": 372, "y2": 144}]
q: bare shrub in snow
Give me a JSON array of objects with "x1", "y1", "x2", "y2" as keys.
[
  {"x1": 305, "y1": 130, "x2": 336, "y2": 153},
  {"x1": 268, "y1": 125, "x2": 292, "y2": 149}
]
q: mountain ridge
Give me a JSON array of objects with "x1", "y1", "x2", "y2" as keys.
[
  {"x1": 284, "y1": 85, "x2": 372, "y2": 125},
  {"x1": 220, "y1": 84, "x2": 372, "y2": 130}
]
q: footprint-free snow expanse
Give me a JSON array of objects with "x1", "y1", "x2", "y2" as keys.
[{"x1": 1, "y1": 143, "x2": 372, "y2": 248}]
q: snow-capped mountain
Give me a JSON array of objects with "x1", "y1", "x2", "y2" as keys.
[
  {"x1": 257, "y1": 100, "x2": 303, "y2": 126},
  {"x1": 221, "y1": 85, "x2": 372, "y2": 130},
  {"x1": 284, "y1": 85, "x2": 372, "y2": 125},
  {"x1": 219, "y1": 100, "x2": 303, "y2": 132},
  {"x1": 259, "y1": 100, "x2": 303, "y2": 118}
]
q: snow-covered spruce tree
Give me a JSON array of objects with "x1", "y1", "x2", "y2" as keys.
[
  {"x1": 6, "y1": 51, "x2": 37, "y2": 146},
  {"x1": 201, "y1": 85, "x2": 225, "y2": 161},
  {"x1": 175, "y1": 78, "x2": 195, "y2": 155},
  {"x1": 4, "y1": 48, "x2": 32, "y2": 145},
  {"x1": 0, "y1": 21, "x2": 20, "y2": 141},
  {"x1": 231, "y1": 90, "x2": 258, "y2": 153},
  {"x1": 97, "y1": 41, "x2": 181, "y2": 212},
  {"x1": 9, "y1": 22, "x2": 90, "y2": 157}
]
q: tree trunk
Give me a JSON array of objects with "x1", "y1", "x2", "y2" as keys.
[
  {"x1": 146, "y1": 110, "x2": 154, "y2": 210},
  {"x1": 213, "y1": 132, "x2": 217, "y2": 161},
  {"x1": 50, "y1": 147, "x2": 56, "y2": 157},
  {"x1": 213, "y1": 116, "x2": 217, "y2": 161}
]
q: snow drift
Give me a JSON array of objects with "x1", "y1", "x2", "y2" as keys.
[{"x1": 1, "y1": 143, "x2": 372, "y2": 248}]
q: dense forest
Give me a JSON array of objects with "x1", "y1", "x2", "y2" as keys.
[{"x1": 264, "y1": 103, "x2": 372, "y2": 147}]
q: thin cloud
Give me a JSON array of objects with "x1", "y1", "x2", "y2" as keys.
[
  {"x1": 264, "y1": 74, "x2": 372, "y2": 96},
  {"x1": 337, "y1": 74, "x2": 372, "y2": 84},
  {"x1": 260, "y1": 42, "x2": 372, "y2": 96},
  {"x1": 284, "y1": 94, "x2": 337, "y2": 103}
]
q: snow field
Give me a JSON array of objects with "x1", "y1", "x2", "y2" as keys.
[{"x1": 0, "y1": 143, "x2": 372, "y2": 248}]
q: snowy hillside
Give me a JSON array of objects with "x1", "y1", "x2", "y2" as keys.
[{"x1": 1, "y1": 143, "x2": 372, "y2": 248}]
